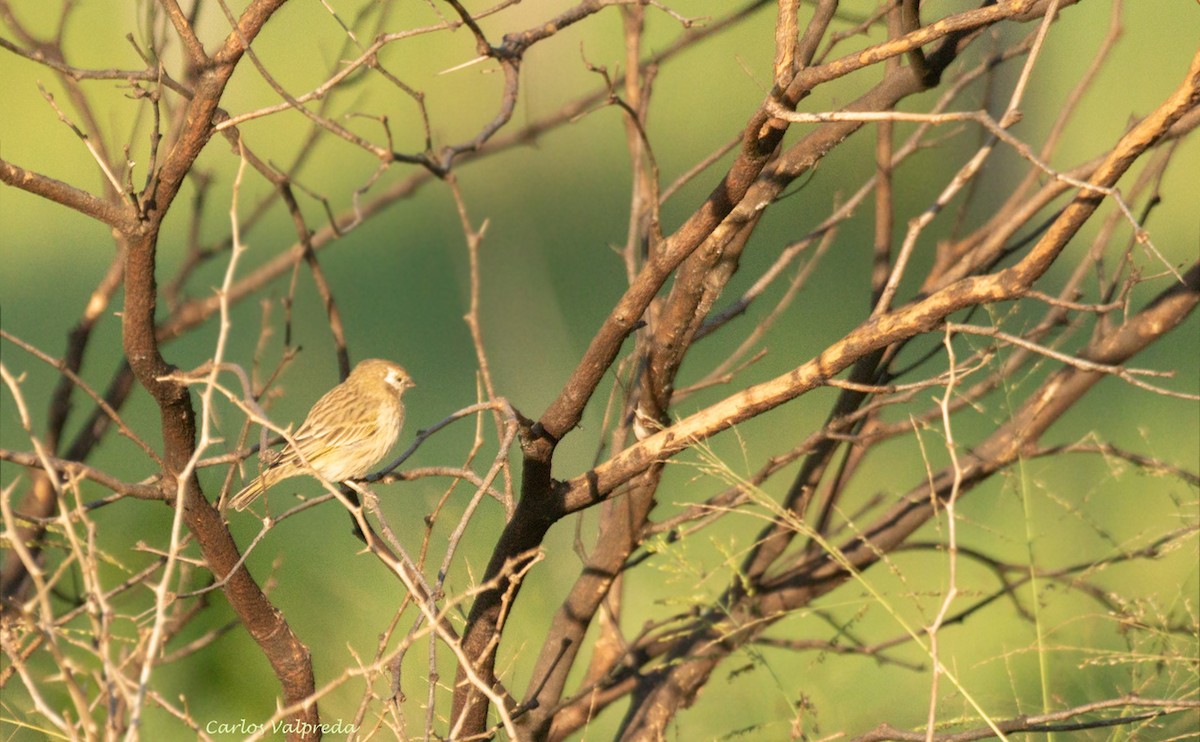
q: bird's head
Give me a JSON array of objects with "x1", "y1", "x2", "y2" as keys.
[{"x1": 353, "y1": 358, "x2": 415, "y2": 399}]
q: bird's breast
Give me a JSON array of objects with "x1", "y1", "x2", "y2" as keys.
[{"x1": 377, "y1": 398, "x2": 402, "y2": 443}]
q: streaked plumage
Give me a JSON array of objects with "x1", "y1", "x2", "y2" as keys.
[{"x1": 230, "y1": 359, "x2": 414, "y2": 511}]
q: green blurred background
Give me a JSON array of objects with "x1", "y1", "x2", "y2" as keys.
[{"x1": 2, "y1": 1, "x2": 1197, "y2": 739}]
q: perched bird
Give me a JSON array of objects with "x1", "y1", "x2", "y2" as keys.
[{"x1": 229, "y1": 359, "x2": 415, "y2": 511}]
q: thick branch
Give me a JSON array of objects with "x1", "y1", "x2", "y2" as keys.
[{"x1": 0, "y1": 158, "x2": 137, "y2": 231}]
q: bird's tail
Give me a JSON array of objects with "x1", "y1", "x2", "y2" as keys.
[{"x1": 229, "y1": 476, "x2": 269, "y2": 511}]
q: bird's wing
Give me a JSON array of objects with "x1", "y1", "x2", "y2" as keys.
[{"x1": 281, "y1": 393, "x2": 390, "y2": 469}]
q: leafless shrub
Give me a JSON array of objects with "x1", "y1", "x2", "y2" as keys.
[{"x1": 2, "y1": 1, "x2": 1197, "y2": 740}]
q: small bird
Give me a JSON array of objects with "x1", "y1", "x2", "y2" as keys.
[{"x1": 229, "y1": 359, "x2": 415, "y2": 511}]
